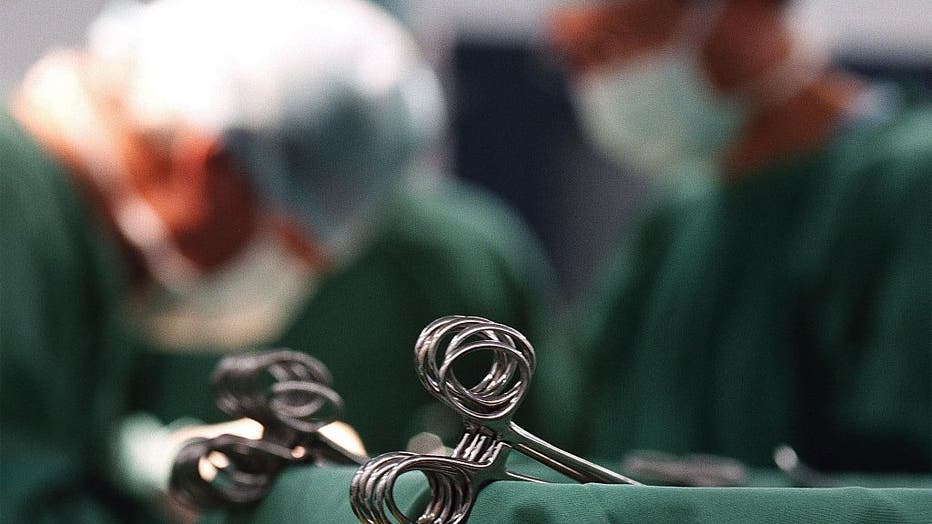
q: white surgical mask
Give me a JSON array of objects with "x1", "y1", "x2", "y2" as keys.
[
  {"x1": 128, "y1": 221, "x2": 319, "y2": 352},
  {"x1": 572, "y1": 51, "x2": 743, "y2": 183},
  {"x1": 570, "y1": 2, "x2": 822, "y2": 191},
  {"x1": 570, "y1": 2, "x2": 741, "y2": 186}
]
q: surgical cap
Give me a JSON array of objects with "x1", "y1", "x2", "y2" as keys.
[{"x1": 89, "y1": 0, "x2": 445, "y2": 259}]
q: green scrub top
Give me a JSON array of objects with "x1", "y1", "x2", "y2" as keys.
[
  {"x1": 0, "y1": 109, "x2": 560, "y2": 522},
  {"x1": 130, "y1": 177, "x2": 559, "y2": 455},
  {"x1": 197, "y1": 99, "x2": 932, "y2": 524},
  {"x1": 575, "y1": 101, "x2": 931, "y2": 472},
  {"x1": 1, "y1": 113, "x2": 138, "y2": 522}
]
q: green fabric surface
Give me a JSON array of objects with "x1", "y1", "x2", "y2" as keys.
[
  {"x1": 573, "y1": 102, "x2": 932, "y2": 472},
  {"x1": 201, "y1": 466, "x2": 405, "y2": 524},
  {"x1": 472, "y1": 484, "x2": 932, "y2": 524},
  {"x1": 205, "y1": 464, "x2": 932, "y2": 524},
  {"x1": 0, "y1": 112, "x2": 140, "y2": 521}
]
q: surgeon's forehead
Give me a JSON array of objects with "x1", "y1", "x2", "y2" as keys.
[
  {"x1": 549, "y1": 0, "x2": 687, "y2": 71},
  {"x1": 553, "y1": 0, "x2": 689, "y2": 31}
]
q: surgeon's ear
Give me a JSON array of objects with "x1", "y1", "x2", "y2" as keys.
[
  {"x1": 164, "y1": 127, "x2": 251, "y2": 211},
  {"x1": 200, "y1": 136, "x2": 241, "y2": 177},
  {"x1": 194, "y1": 132, "x2": 260, "y2": 228},
  {"x1": 205, "y1": 135, "x2": 260, "y2": 252},
  {"x1": 547, "y1": 0, "x2": 684, "y2": 73},
  {"x1": 146, "y1": 126, "x2": 259, "y2": 269},
  {"x1": 170, "y1": 128, "x2": 224, "y2": 182}
]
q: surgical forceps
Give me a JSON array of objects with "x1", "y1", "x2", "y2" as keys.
[
  {"x1": 350, "y1": 316, "x2": 641, "y2": 524},
  {"x1": 170, "y1": 350, "x2": 367, "y2": 509}
]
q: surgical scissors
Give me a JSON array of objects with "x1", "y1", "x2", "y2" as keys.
[
  {"x1": 171, "y1": 349, "x2": 367, "y2": 509},
  {"x1": 350, "y1": 316, "x2": 640, "y2": 524}
]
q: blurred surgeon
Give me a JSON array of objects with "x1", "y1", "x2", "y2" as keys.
[
  {"x1": 549, "y1": 0, "x2": 930, "y2": 473},
  {"x1": 0, "y1": 0, "x2": 554, "y2": 521}
]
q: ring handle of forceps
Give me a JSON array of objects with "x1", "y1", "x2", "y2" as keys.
[
  {"x1": 211, "y1": 350, "x2": 357, "y2": 457},
  {"x1": 212, "y1": 351, "x2": 337, "y2": 431},
  {"x1": 419, "y1": 317, "x2": 641, "y2": 485},
  {"x1": 351, "y1": 446, "x2": 542, "y2": 524},
  {"x1": 171, "y1": 433, "x2": 297, "y2": 509},
  {"x1": 222, "y1": 378, "x2": 366, "y2": 463}
]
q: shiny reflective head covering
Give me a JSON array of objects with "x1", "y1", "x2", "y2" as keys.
[{"x1": 89, "y1": 0, "x2": 446, "y2": 263}]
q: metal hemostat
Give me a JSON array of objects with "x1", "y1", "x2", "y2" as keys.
[
  {"x1": 170, "y1": 350, "x2": 367, "y2": 510},
  {"x1": 350, "y1": 316, "x2": 641, "y2": 524}
]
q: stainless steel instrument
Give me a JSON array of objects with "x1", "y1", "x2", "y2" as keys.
[
  {"x1": 350, "y1": 316, "x2": 640, "y2": 524},
  {"x1": 170, "y1": 349, "x2": 367, "y2": 509}
]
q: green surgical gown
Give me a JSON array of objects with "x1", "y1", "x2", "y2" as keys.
[
  {"x1": 0, "y1": 109, "x2": 557, "y2": 522},
  {"x1": 204, "y1": 101, "x2": 932, "y2": 524},
  {"x1": 576, "y1": 103, "x2": 931, "y2": 472},
  {"x1": 129, "y1": 179, "x2": 558, "y2": 455},
  {"x1": 1, "y1": 113, "x2": 137, "y2": 522}
]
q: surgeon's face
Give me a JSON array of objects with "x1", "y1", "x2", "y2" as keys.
[
  {"x1": 549, "y1": 0, "x2": 790, "y2": 93},
  {"x1": 549, "y1": 0, "x2": 686, "y2": 74}
]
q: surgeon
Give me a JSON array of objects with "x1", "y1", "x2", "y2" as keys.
[
  {"x1": 0, "y1": 0, "x2": 554, "y2": 522},
  {"x1": 549, "y1": 0, "x2": 930, "y2": 474}
]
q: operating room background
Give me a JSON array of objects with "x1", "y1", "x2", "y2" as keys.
[{"x1": 4, "y1": 0, "x2": 929, "y2": 303}]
